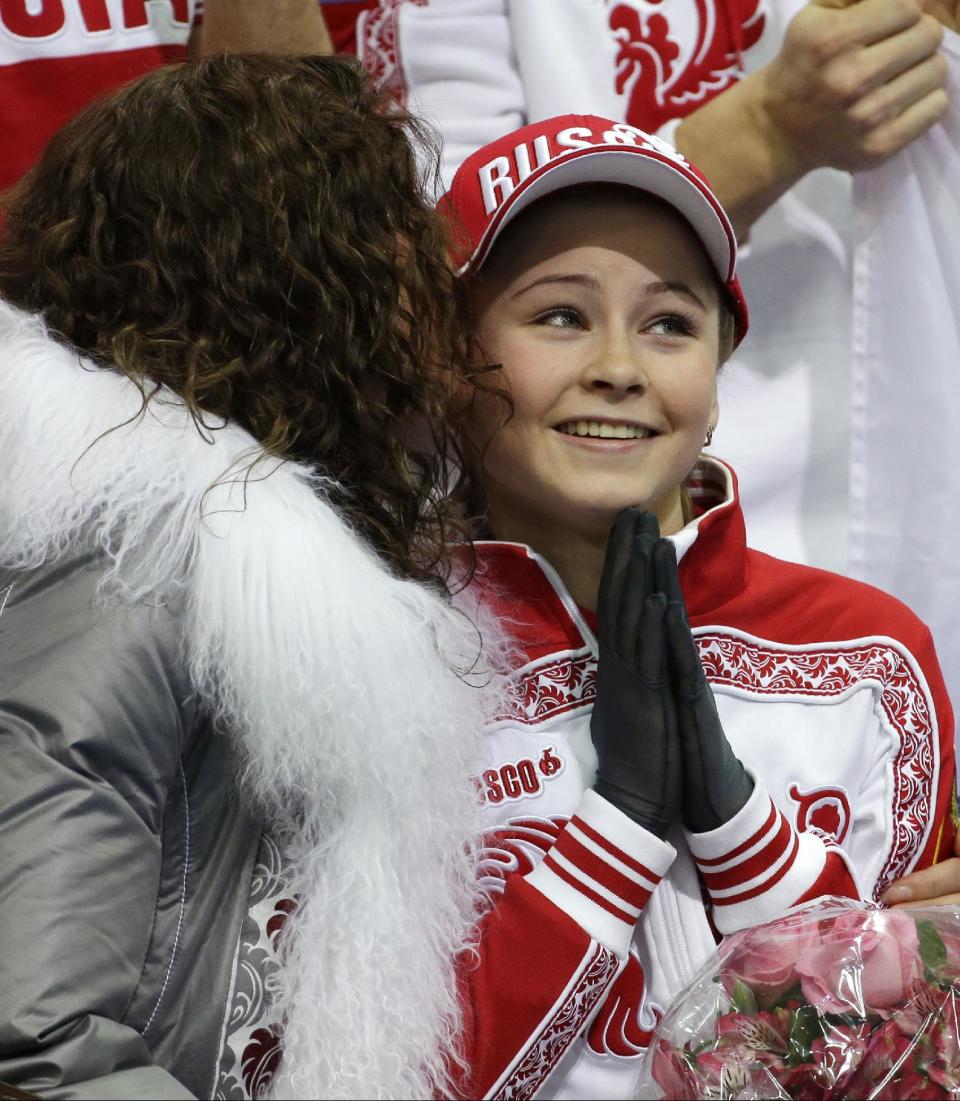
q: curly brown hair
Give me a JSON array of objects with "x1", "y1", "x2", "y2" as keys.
[{"x1": 0, "y1": 53, "x2": 479, "y2": 586}]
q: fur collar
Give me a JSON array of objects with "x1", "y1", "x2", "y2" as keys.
[{"x1": 0, "y1": 301, "x2": 501, "y2": 1099}]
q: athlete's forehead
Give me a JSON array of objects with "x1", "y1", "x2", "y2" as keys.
[{"x1": 474, "y1": 186, "x2": 718, "y2": 301}]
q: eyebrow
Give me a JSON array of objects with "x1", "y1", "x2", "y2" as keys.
[
  {"x1": 511, "y1": 273, "x2": 601, "y2": 298},
  {"x1": 511, "y1": 273, "x2": 709, "y2": 311},
  {"x1": 645, "y1": 280, "x2": 709, "y2": 312}
]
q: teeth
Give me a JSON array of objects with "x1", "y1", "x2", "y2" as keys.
[{"x1": 558, "y1": 421, "x2": 651, "y2": 439}]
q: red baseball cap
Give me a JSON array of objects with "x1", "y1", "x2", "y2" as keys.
[{"x1": 439, "y1": 114, "x2": 749, "y2": 346}]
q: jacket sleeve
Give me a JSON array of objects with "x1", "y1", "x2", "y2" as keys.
[
  {"x1": 0, "y1": 556, "x2": 196, "y2": 1101},
  {"x1": 353, "y1": 0, "x2": 526, "y2": 188},
  {"x1": 683, "y1": 775, "x2": 861, "y2": 936},
  {"x1": 454, "y1": 789, "x2": 675, "y2": 1099}
]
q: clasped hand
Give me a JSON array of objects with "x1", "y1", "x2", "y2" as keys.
[{"x1": 590, "y1": 509, "x2": 754, "y2": 839}]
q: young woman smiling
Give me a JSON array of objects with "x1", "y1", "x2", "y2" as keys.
[{"x1": 437, "y1": 116, "x2": 957, "y2": 1099}]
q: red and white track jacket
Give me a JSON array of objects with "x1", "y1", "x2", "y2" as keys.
[{"x1": 454, "y1": 458, "x2": 956, "y2": 1100}]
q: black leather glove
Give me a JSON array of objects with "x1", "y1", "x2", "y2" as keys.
[
  {"x1": 653, "y1": 529, "x2": 755, "y2": 834},
  {"x1": 591, "y1": 508, "x2": 682, "y2": 838}
]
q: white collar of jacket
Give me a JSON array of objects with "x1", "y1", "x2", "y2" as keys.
[{"x1": 0, "y1": 300, "x2": 503, "y2": 1100}]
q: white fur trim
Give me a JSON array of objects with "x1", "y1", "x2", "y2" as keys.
[{"x1": 0, "y1": 301, "x2": 505, "y2": 1099}]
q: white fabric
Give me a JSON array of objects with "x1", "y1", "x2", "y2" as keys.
[
  {"x1": 0, "y1": 301, "x2": 507, "y2": 1100},
  {"x1": 849, "y1": 27, "x2": 960, "y2": 723}
]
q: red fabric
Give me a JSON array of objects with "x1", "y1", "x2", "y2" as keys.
[
  {"x1": 700, "y1": 813, "x2": 792, "y2": 890},
  {"x1": 0, "y1": 45, "x2": 188, "y2": 195},
  {"x1": 320, "y1": 1, "x2": 375, "y2": 54},
  {"x1": 454, "y1": 876, "x2": 618, "y2": 1099},
  {"x1": 711, "y1": 832, "x2": 801, "y2": 906},
  {"x1": 542, "y1": 850, "x2": 640, "y2": 924},
  {"x1": 794, "y1": 853, "x2": 863, "y2": 907},
  {"x1": 569, "y1": 814, "x2": 660, "y2": 882}
]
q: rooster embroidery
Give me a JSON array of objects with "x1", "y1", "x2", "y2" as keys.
[{"x1": 608, "y1": 0, "x2": 767, "y2": 132}]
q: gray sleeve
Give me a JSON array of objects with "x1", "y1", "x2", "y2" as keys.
[{"x1": 0, "y1": 556, "x2": 196, "y2": 1100}]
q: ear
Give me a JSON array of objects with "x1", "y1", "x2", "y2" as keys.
[{"x1": 709, "y1": 392, "x2": 720, "y2": 436}]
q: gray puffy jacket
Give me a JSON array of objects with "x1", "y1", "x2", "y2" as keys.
[{"x1": 0, "y1": 554, "x2": 261, "y2": 1099}]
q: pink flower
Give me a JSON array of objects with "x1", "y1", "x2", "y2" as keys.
[
  {"x1": 839, "y1": 1016, "x2": 952, "y2": 1100},
  {"x1": 650, "y1": 1039, "x2": 699, "y2": 1100},
  {"x1": 795, "y1": 910, "x2": 922, "y2": 1015},
  {"x1": 697, "y1": 1047, "x2": 792, "y2": 1098},
  {"x1": 810, "y1": 1019, "x2": 872, "y2": 1094},
  {"x1": 775, "y1": 1060, "x2": 833, "y2": 1100},
  {"x1": 939, "y1": 929, "x2": 960, "y2": 980},
  {"x1": 726, "y1": 918, "x2": 823, "y2": 1008},
  {"x1": 715, "y1": 1009, "x2": 790, "y2": 1056}
]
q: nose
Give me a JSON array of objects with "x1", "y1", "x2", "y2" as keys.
[{"x1": 582, "y1": 331, "x2": 649, "y2": 395}]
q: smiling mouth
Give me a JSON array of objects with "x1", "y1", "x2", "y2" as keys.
[{"x1": 555, "y1": 420, "x2": 657, "y2": 440}]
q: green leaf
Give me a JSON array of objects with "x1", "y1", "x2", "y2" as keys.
[
  {"x1": 785, "y1": 1005, "x2": 825, "y2": 1068},
  {"x1": 917, "y1": 918, "x2": 948, "y2": 978},
  {"x1": 730, "y1": 979, "x2": 758, "y2": 1016}
]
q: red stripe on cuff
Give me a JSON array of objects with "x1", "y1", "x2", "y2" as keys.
[
  {"x1": 569, "y1": 815, "x2": 661, "y2": 881},
  {"x1": 710, "y1": 832, "x2": 801, "y2": 906},
  {"x1": 542, "y1": 852, "x2": 638, "y2": 926},
  {"x1": 695, "y1": 803, "x2": 779, "y2": 868},
  {"x1": 700, "y1": 813, "x2": 793, "y2": 892},
  {"x1": 554, "y1": 830, "x2": 655, "y2": 911}
]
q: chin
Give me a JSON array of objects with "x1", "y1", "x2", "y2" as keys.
[
  {"x1": 563, "y1": 496, "x2": 650, "y2": 536},
  {"x1": 563, "y1": 481, "x2": 682, "y2": 534}
]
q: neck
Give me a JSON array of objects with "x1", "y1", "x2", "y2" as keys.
[{"x1": 487, "y1": 489, "x2": 687, "y2": 612}]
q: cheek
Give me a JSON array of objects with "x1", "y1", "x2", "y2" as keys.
[
  {"x1": 658, "y1": 361, "x2": 717, "y2": 428},
  {"x1": 472, "y1": 337, "x2": 564, "y2": 442}
]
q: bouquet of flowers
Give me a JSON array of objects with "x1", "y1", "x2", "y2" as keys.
[{"x1": 643, "y1": 900, "x2": 960, "y2": 1099}]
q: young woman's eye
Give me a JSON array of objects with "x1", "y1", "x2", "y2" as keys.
[
  {"x1": 648, "y1": 312, "x2": 697, "y2": 337},
  {"x1": 534, "y1": 307, "x2": 585, "y2": 329}
]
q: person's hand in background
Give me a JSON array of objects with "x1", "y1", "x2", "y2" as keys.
[
  {"x1": 676, "y1": 0, "x2": 949, "y2": 234},
  {"x1": 922, "y1": 0, "x2": 959, "y2": 32},
  {"x1": 882, "y1": 821, "x2": 960, "y2": 907}
]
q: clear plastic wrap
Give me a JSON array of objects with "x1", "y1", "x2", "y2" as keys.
[{"x1": 640, "y1": 899, "x2": 960, "y2": 1099}]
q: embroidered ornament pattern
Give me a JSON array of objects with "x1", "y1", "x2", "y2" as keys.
[
  {"x1": 501, "y1": 651, "x2": 597, "y2": 725},
  {"x1": 788, "y1": 783, "x2": 853, "y2": 844},
  {"x1": 587, "y1": 951, "x2": 662, "y2": 1056},
  {"x1": 214, "y1": 834, "x2": 297, "y2": 1100},
  {"x1": 357, "y1": 0, "x2": 428, "y2": 106},
  {"x1": 492, "y1": 944, "x2": 621, "y2": 1100},
  {"x1": 608, "y1": 0, "x2": 768, "y2": 132},
  {"x1": 477, "y1": 815, "x2": 567, "y2": 895}
]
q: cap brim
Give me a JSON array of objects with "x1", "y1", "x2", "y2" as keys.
[{"x1": 462, "y1": 145, "x2": 737, "y2": 287}]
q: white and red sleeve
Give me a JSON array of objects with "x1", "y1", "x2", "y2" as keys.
[
  {"x1": 456, "y1": 789, "x2": 675, "y2": 1099},
  {"x1": 685, "y1": 775, "x2": 860, "y2": 935}
]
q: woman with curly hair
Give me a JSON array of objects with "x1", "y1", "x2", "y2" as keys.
[{"x1": 0, "y1": 55, "x2": 502, "y2": 1100}]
